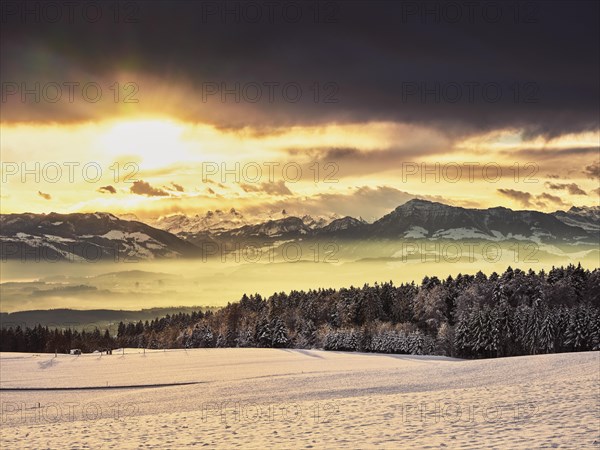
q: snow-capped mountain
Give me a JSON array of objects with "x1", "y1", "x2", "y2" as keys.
[
  {"x1": 553, "y1": 206, "x2": 600, "y2": 232},
  {"x1": 220, "y1": 216, "x2": 311, "y2": 239},
  {"x1": 370, "y1": 199, "x2": 597, "y2": 243},
  {"x1": 301, "y1": 213, "x2": 342, "y2": 230},
  {"x1": 2, "y1": 200, "x2": 597, "y2": 261},
  {"x1": 0, "y1": 212, "x2": 199, "y2": 261},
  {"x1": 145, "y1": 209, "x2": 340, "y2": 236},
  {"x1": 318, "y1": 216, "x2": 368, "y2": 234},
  {"x1": 117, "y1": 213, "x2": 141, "y2": 222},
  {"x1": 148, "y1": 208, "x2": 248, "y2": 235},
  {"x1": 176, "y1": 199, "x2": 596, "y2": 244}
]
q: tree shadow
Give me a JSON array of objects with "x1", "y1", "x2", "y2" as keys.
[{"x1": 37, "y1": 358, "x2": 59, "y2": 369}]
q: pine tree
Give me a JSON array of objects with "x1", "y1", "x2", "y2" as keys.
[
  {"x1": 271, "y1": 318, "x2": 290, "y2": 348},
  {"x1": 538, "y1": 309, "x2": 556, "y2": 353}
]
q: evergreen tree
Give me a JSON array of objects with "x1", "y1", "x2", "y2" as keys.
[{"x1": 271, "y1": 318, "x2": 290, "y2": 348}]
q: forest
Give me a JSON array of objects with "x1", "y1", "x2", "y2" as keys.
[{"x1": 1, "y1": 264, "x2": 598, "y2": 358}]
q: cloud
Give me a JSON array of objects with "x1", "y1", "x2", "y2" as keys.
[
  {"x1": 300, "y1": 145, "x2": 449, "y2": 179},
  {"x1": 171, "y1": 182, "x2": 184, "y2": 192},
  {"x1": 242, "y1": 186, "x2": 419, "y2": 220},
  {"x1": 584, "y1": 162, "x2": 600, "y2": 179},
  {"x1": 497, "y1": 189, "x2": 533, "y2": 206},
  {"x1": 537, "y1": 192, "x2": 567, "y2": 208},
  {"x1": 516, "y1": 147, "x2": 599, "y2": 158},
  {"x1": 37, "y1": 191, "x2": 51, "y2": 200},
  {"x1": 498, "y1": 188, "x2": 571, "y2": 209},
  {"x1": 202, "y1": 179, "x2": 228, "y2": 189},
  {"x1": 2, "y1": 1, "x2": 598, "y2": 138},
  {"x1": 240, "y1": 181, "x2": 293, "y2": 196},
  {"x1": 130, "y1": 180, "x2": 169, "y2": 197},
  {"x1": 545, "y1": 182, "x2": 587, "y2": 195},
  {"x1": 97, "y1": 185, "x2": 117, "y2": 194}
]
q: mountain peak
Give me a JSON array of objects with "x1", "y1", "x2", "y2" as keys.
[
  {"x1": 397, "y1": 198, "x2": 444, "y2": 209},
  {"x1": 393, "y1": 198, "x2": 449, "y2": 213}
]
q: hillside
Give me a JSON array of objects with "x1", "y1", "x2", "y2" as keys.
[{"x1": 0, "y1": 349, "x2": 597, "y2": 449}]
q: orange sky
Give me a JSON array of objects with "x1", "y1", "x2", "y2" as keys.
[{"x1": 1, "y1": 117, "x2": 598, "y2": 220}]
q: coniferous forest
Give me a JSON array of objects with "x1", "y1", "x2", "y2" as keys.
[{"x1": 2, "y1": 265, "x2": 599, "y2": 358}]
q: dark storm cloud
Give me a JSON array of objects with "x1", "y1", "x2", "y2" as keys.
[
  {"x1": 1, "y1": 1, "x2": 598, "y2": 138},
  {"x1": 293, "y1": 146, "x2": 447, "y2": 178}
]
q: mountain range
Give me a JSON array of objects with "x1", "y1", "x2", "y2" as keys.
[{"x1": 1, "y1": 200, "x2": 598, "y2": 261}]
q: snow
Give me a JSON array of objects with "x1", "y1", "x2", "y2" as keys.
[
  {"x1": 431, "y1": 227, "x2": 493, "y2": 240},
  {"x1": 149, "y1": 211, "x2": 342, "y2": 235},
  {"x1": 553, "y1": 206, "x2": 600, "y2": 232},
  {"x1": 490, "y1": 230, "x2": 504, "y2": 239},
  {"x1": 42, "y1": 234, "x2": 76, "y2": 243},
  {"x1": 403, "y1": 226, "x2": 429, "y2": 238},
  {"x1": 100, "y1": 230, "x2": 152, "y2": 242},
  {"x1": 2, "y1": 233, "x2": 84, "y2": 261},
  {"x1": 0, "y1": 349, "x2": 597, "y2": 449},
  {"x1": 145, "y1": 242, "x2": 166, "y2": 250}
]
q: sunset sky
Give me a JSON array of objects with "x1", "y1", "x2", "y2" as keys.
[{"x1": 1, "y1": 1, "x2": 598, "y2": 220}]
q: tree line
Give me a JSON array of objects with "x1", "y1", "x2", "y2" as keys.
[{"x1": 1, "y1": 265, "x2": 598, "y2": 358}]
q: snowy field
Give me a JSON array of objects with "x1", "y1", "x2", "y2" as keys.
[{"x1": 0, "y1": 349, "x2": 598, "y2": 449}]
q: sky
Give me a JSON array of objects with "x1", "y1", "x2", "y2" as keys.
[{"x1": 1, "y1": 0, "x2": 598, "y2": 220}]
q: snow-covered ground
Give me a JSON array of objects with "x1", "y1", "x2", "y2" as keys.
[{"x1": 0, "y1": 349, "x2": 598, "y2": 449}]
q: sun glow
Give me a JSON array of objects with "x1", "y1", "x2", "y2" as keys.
[{"x1": 99, "y1": 119, "x2": 190, "y2": 169}]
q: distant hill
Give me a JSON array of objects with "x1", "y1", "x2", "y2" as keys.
[{"x1": 0, "y1": 307, "x2": 217, "y2": 330}]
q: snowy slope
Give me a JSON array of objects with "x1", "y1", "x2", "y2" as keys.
[
  {"x1": 0, "y1": 212, "x2": 199, "y2": 261},
  {"x1": 370, "y1": 199, "x2": 596, "y2": 243},
  {"x1": 0, "y1": 349, "x2": 598, "y2": 449},
  {"x1": 553, "y1": 205, "x2": 600, "y2": 232}
]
